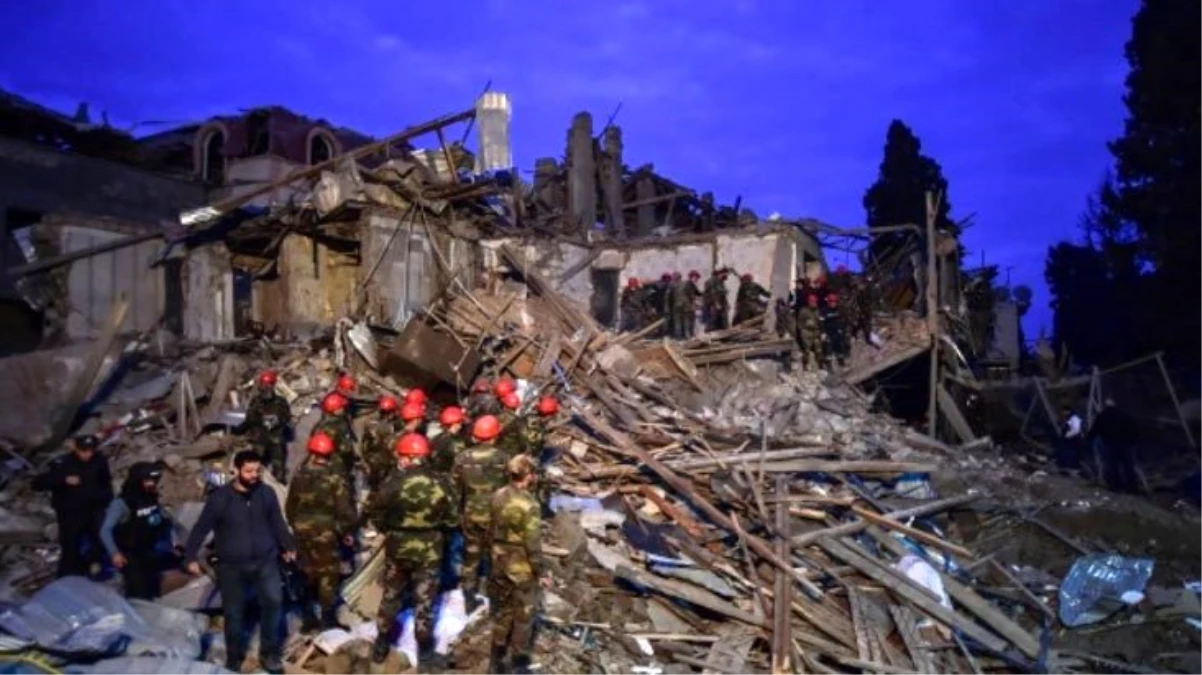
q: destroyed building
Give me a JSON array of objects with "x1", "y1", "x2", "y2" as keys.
[{"x1": 0, "y1": 91, "x2": 1197, "y2": 675}]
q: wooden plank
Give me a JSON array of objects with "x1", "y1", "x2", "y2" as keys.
[
  {"x1": 844, "y1": 344, "x2": 928, "y2": 385},
  {"x1": 791, "y1": 493, "x2": 978, "y2": 546},
  {"x1": 850, "y1": 505, "x2": 975, "y2": 559},
  {"x1": 936, "y1": 383, "x2": 977, "y2": 443},
  {"x1": 614, "y1": 565, "x2": 766, "y2": 628},
  {"x1": 771, "y1": 476, "x2": 792, "y2": 674}
]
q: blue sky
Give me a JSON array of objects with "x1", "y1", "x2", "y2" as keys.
[{"x1": 0, "y1": 0, "x2": 1137, "y2": 336}]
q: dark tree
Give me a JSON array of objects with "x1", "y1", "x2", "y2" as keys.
[
  {"x1": 862, "y1": 120, "x2": 957, "y2": 266},
  {"x1": 1045, "y1": 242, "x2": 1116, "y2": 367},
  {"x1": 1105, "y1": 0, "x2": 1201, "y2": 364}
]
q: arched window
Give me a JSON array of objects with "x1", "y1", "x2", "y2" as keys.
[
  {"x1": 201, "y1": 129, "x2": 225, "y2": 183},
  {"x1": 309, "y1": 132, "x2": 334, "y2": 165}
]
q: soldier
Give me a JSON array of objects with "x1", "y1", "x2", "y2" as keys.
[
  {"x1": 488, "y1": 454, "x2": 550, "y2": 675},
  {"x1": 665, "y1": 272, "x2": 684, "y2": 338},
  {"x1": 241, "y1": 370, "x2": 292, "y2": 483},
  {"x1": 527, "y1": 396, "x2": 560, "y2": 509},
  {"x1": 821, "y1": 293, "x2": 850, "y2": 367},
  {"x1": 733, "y1": 273, "x2": 770, "y2": 325},
  {"x1": 681, "y1": 270, "x2": 702, "y2": 338},
  {"x1": 313, "y1": 393, "x2": 356, "y2": 481},
  {"x1": 451, "y1": 415, "x2": 509, "y2": 612},
  {"x1": 796, "y1": 294, "x2": 826, "y2": 370},
  {"x1": 619, "y1": 278, "x2": 645, "y2": 332},
  {"x1": 367, "y1": 433, "x2": 458, "y2": 667},
  {"x1": 830, "y1": 264, "x2": 852, "y2": 296},
  {"x1": 467, "y1": 378, "x2": 497, "y2": 418},
  {"x1": 774, "y1": 297, "x2": 795, "y2": 340},
  {"x1": 852, "y1": 274, "x2": 878, "y2": 343},
  {"x1": 362, "y1": 395, "x2": 402, "y2": 490},
  {"x1": 496, "y1": 392, "x2": 524, "y2": 458},
  {"x1": 430, "y1": 406, "x2": 467, "y2": 474},
  {"x1": 703, "y1": 269, "x2": 731, "y2": 331},
  {"x1": 400, "y1": 401, "x2": 427, "y2": 436},
  {"x1": 334, "y1": 372, "x2": 356, "y2": 399},
  {"x1": 286, "y1": 432, "x2": 358, "y2": 631}
]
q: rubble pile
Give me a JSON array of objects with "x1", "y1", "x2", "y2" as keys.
[{"x1": 0, "y1": 245, "x2": 1197, "y2": 674}]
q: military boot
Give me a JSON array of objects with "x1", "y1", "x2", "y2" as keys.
[
  {"x1": 511, "y1": 653, "x2": 532, "y2": 674},
  {"x1": 371, "y1": 634, "x2": 391, "y2": 664}
]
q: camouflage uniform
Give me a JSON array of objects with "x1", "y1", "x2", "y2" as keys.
[
  {"x1": 619, "y1": 287, "x2": 646, "y2": 332},
  {"x1": 362, "y1": 415, "x2": 402, "y2": 490},
  {"x1": 733, "y1": 278, "x2": 770, "y2": 325},
  {"x1": 680, "y1": 278, "x2": 701, "y2": 338},
  {"x1": 366, "y1": 461, "x2": 457, "y2": 649},
  {"x1": 285, "y1": 460, "x2": 358, "y2": 613},
  {"x1": 495, "y1": 410, "x2": 523, "y2": 459},
  {"x1": 312, "y1": 414, "x2": 356, "y2": 481},
  {"x1": 796, "y1": 305, "x2": 826, "y2": 370},
  {"x1": 852, "y1": 277, "x2": 877, "y2": 342},
  {"x1": 641, "y1": 283, "x2": 667, "y2": 336},
  {"x1": 466, "y1": 391, "x2": 499, "y2": 419},
  {"x1": 702, "y1": 274, "x2": 730, "y2": 330},
  {"x1": 664, "y1": 277, "x2": 684, "y2": 338},
  {"x1": 450, "y1": 443, "x2": 509, "y2": 594},
  {"x1": 489, "y1": 484, "x2": 544, "y2": 665},
  {"x1": 243, "y1": 390, "x2": 291, "y2": 482},
  {"x1": 820, "y1": 303, "x2": 850, "y2": 367},
  {"x1": 774, "y1": 298, "x2": 796, "y2": 339},
  {"x1": 429, "y1": 430, "x2": 466, "y2": 475}
]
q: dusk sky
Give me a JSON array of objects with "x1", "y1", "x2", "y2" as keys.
[{"x1": 1, "y1": 0, "x2": 1139, "y2": 336}]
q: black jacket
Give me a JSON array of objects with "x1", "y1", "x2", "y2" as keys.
[
  {"x1": 182, "y1": 483, "x2": 295, "y2": 567},
  {"x1": 32, "y1": 452, "x2": 113, "y2": 515}
]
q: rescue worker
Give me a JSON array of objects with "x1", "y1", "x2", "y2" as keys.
[
  {"x1": 1088, "y1": 398, "x2": 1142, "y2": 493},
  {"x1": 403, "y1": 387, "x2": 435, "y2": 426},
  {"x1": 241, "y1": 370, "x2": 292, "y2": 483},
  {"x1": 852, "y1": 274, "x2": 878, "y2": 343},
  {"x1": 496, "y1": 391, "x2": 524, "y2": 458},
  {"x1": 367, "y1": 433, "x2": 458, "y2": 666},
  {"x1": 774, "y1": 297, "x2": 796, "y2": 340},
  {"x1": 286, "y1": 432, "x2": 358, "y2": 631},
  {"x1": 702, "y1": 269, "x2": 731, "y2": 331},
  {"x1": 821, "y1": 293, "x2": 850, "y2": 367},
  {"x1": 796, "y1": 294, "x2": 826, "y2": 370},
  {"x1": 619, "y1": 277, "x2": 645, "y2": 332},
  {"x1": 99, "y1": 461, "x2": 175, "y2": 599},
  {"x1": 33, "y1": 434, "x2": 113, "y2": 578},
  {"x1": 400, "y1": 400, "x2": 427, "y2": 436},
  {"x1": 528, "y1": 396, "x2": 560, "y2": 509},
  {"x1": 430, "y1": 405, "x2": 468, "y2": 474},
  {"x1": 733, "y1": 273, "x2": 770, "y2": 325},
  {"x1": 451, "y1": 415, "x2": 509, "y2": 612},
  {"x1": 488, "y1": 454, "x2": 551, "y2": 674},
  {"x1": 362, "y1": 395, "x2": 402, "y2": 490},
  {"x1": 830, "y1": 264, "x2": 852, "y2": 296},
  {"x1": 665, "y1": 272, "x2": 684, "y2": 339},
  {"x1": 467, "y1": 378, "x2": 498, "y2": 418},
  {"x1": 334, "y1": 372, "x2": 356, "y2": 398},
  {"x1": 790, "y1": 275, "x2": 814, "y2": 310},
  {"x1": 313, "y1": 393, "x2": 356, "y2": 480},
  {"x1": 681, "y1": 270, "x2": 702, "y2": 338}
]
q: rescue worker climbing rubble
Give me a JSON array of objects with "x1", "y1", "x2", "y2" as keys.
[
  {"x1": 367, "y1": 433, "x2": 458, "y2": 667},
  {"x1": 489, "y1": 454, "x2": 550, "y2": 675},
  {"x1": 286, "y1": 432, "x2": 358, "y2": 631},
  {"x1": 241, "y1": 370, "x2": 292, "y2": 482},
  {"x1": 733, "y1": 273, "x2": 770, "y2": 325},
  {"x1": 452, "y1": 414, "x2": 509, "y2": 613}
]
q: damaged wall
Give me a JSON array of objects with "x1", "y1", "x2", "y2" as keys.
[
  {"x1": 183, "y1": 244, "x2": 235, "y2": 341},
  {"x1": 358, "y1": 212, "x2": 441, "y2": 328},
  {"x1": 253, "y1": 233, "x2": 359, "y2": 332}
]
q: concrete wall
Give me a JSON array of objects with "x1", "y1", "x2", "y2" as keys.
[
  {"x1": 207, "y1": 155, "x2": 306, "y2": 209},
  {"x1": 0, "y1": 136, "x2": 204, "y2": 225},
  {"x1": 50, "y1": 224, "x2": 166, "y2": 340},
  {"x1": 183, "y1": 244, "x2": 235, "y2": 341},
  {"x1": 359, "y1": 212, "x2": 439, "y2": 328}
]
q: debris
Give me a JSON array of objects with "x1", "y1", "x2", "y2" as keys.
[{"x1": 1059, "y1": 554, "x2": 1156, "y2": 628}]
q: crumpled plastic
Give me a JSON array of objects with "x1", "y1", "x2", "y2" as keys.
[
  {"x1": 1059, "y1": 554, "x2": 1155, "y2": 627},
  {"x1": 0, "y1": 577, "x2": 204, "y2": 658}
]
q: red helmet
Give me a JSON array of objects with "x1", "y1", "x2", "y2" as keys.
[
  {"x1": 404, "y1": 389, "x2": 427, "y2": 406},
  {"x1": 806, "y1": 294, "x2": 819, "y2": 308},
  {"x1": 394, "y1": 433, "x2": 429, "y2": 458},
  {"x1": 741, "y1": 273, "x2": 753, "y2": 282},
  {"x1": 473, "y1": 415, "x2": 501, "y2": 441},
  {"x1": 501, "y1": 392, "x2": 521, "y2": 410},
  {"x1": 536, "y1": 396, "x2": 559, "y2": 416},
  {"x1": 825, "y1": 293, "x2": 839, "y2": 306},
  {"x1": 494, "y1": 378, "x2": 516, "y2": 398},
  {"x1": 626, "y1": 278, "x2": 640, "y2": 289},
  {"x1": 815, "y1": 274, "x2": 828, "y2": 286},
  {"x1": 660, "y1": 273, "x2": 672, "y2": 282},
  {"x1": 688, "y1": 270, "x2": 700, "y2": 280},
  {"x1": 336, "y1": 373, "x2": 356, "y2": 395},
  {"x1": 377, "y1": 395, "x2": 398, "y2": 413},
  {"x1": 321, "y1": 392, "x2": 348, "y2": 415},
  {"x1": 258, "y1": 370, "x2": 278, "y2": 387},
  {"x1": 401, "y1": 402, "x2": 425, "y2": 422},
  {"x1": 835, "y1": 264, "x2": 849, "y2": 275},
  {"x1": 472, "y1": 378, "x2": 490, "y2": 394},
  {"x1": 307, "y1": 432, "x2": 335, "y2": 457},
  {"x1": 439, "y1": 406, "x2": 465, "y2": 426}
]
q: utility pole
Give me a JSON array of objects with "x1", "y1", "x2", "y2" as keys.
[{"x1": 925, "y1": 191, "x2": 940, "y2": 438}]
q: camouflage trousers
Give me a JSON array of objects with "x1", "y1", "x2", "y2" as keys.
[
  {"x1": 459, "y1": 520, "x2": 491, "y2": 593},
  {"x1": 489, "y1": 569, "x2": 537, "y2": 655},
  {"x1": 377, "y1": 536, "x2": 444, "y2": 645},
  {"x1": 258, "y1": 440, "x2": 288, "y2": 483},
  {"x1": 796, "y1": 330, "x2": 825, "y2": 370},
  {"x1": 295, "y1": 527, "x2": 342, "y2": 608}
]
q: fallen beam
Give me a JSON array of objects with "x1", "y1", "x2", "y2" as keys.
[{"x1": 791, "y1": 493, "x2": 978, "y2": 546}]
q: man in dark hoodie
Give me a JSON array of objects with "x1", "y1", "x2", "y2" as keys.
[
  {"x1": 183, "y1": 450, "x2": 297, "y2": 674},
  {"x1": 32, "y1": 434, "x2": 113, "y2": 578},
  {"x1": 99, "y1": 461, "x2": 177, "y2": 599}
]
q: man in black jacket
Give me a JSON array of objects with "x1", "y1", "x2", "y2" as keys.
[
  {"x1": 183, "y1": 450, "x2": 296, "y2": 674},
  {"x1": 1089, "y1": 398, "x2": 1142, "y2": 493},
  {"x1": 32, "y1": 434, "x2": 113, "y2": 578},
  {"x1": 99, "y1": 461, "x2": 177, "y2": 599}
]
